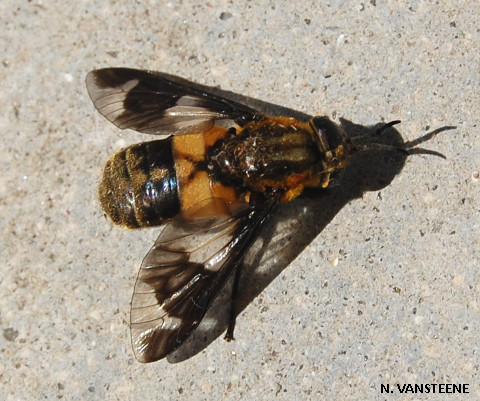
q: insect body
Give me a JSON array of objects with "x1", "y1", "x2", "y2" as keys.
[{"x1": 86, "y1": 68, "x2": 390, "y2": 362}]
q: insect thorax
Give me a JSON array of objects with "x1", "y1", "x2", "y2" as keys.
[{"x1": 207, "y1": 117, "x2": 350, "y2": 202}]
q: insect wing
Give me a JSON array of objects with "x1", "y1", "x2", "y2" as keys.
[
  {"x1": 86, "y1": 68, "x2": 261, "y2": 136},
  {"x1": 130, "y1": 198, "x2": 270, "y2": 363}
]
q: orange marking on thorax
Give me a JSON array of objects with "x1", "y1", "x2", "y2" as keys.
[{"x1": 243, "y1": 116, "x2": 312, "y2": 135}]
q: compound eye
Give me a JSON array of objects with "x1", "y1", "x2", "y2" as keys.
[
  {"x1": 310, "y1": 116, "x2": 344, "y2": 151},
  {"x1": 311, "y1": 116, "x2": 333, "y2": 132}
]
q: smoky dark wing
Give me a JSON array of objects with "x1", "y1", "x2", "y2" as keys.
[
  {"x1": 130, "y1": 197, "x2": 274, "y2": 363},
  {"x1": 86, "y1": 68, "x2": 262, "y2": 135}
]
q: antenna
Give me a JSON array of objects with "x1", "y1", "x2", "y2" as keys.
[{"x1": 353, "y1": 121, "x2": 454, "y2": 159}]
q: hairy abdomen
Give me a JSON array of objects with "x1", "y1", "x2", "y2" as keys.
[{"x1": 99, "y1": 138, "x2": 180, "y2": 228}]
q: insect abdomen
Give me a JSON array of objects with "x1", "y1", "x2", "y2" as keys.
[{"x1": 98, "y1": 138, "x2": 180, "y2": 228}]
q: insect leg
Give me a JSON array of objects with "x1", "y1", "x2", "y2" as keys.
[
  {"x1": 224, "y1": 256, "x2": 246, "y2": 341},
  {"x1": 224, "y1": 195, "x2": 279, "y2": 342}
]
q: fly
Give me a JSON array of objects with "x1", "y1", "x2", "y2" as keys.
[{"x1": 86, "y1": 68, "x2": 447, "y2": 362}]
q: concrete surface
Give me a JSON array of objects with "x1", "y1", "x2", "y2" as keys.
[{"x1": 1, "y1": 1, "x2": 479, "y2": 400}]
